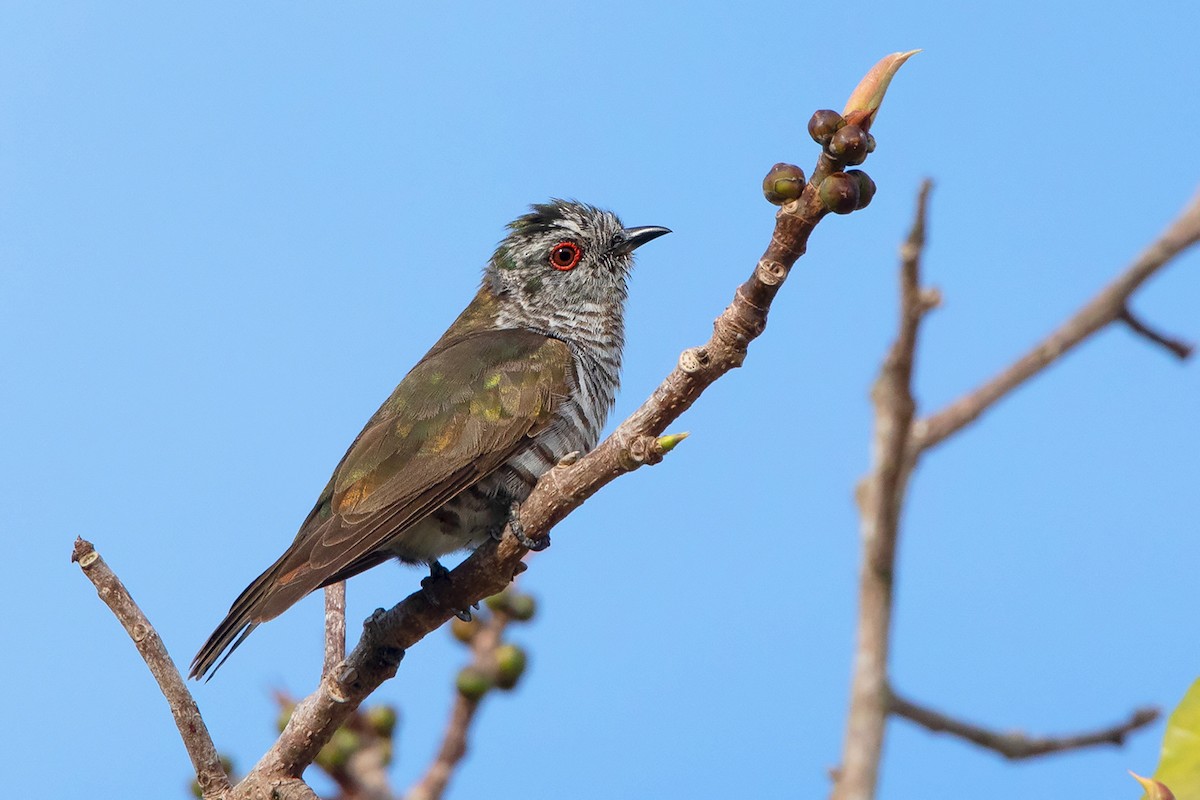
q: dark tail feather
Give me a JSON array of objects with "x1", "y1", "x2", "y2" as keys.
[{"x1": 190, "y1": 564, "x2": 286, "y2": 681}]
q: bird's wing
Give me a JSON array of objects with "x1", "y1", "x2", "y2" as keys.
[{"x1": 190, "y1": 329, "x2": 573, "y2": 679}]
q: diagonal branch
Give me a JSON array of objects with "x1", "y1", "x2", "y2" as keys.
[
  {"x1": 71, "y1": 538, "x2": 232, "y2": 800},
  {"x1": 890, "y1": 690, "x2": 1160, "y2": 760},
  {"x1": 832, "y1": 181, "x2": 935, "y2": 800},
  {"x1": 912, "y1": 188, "x2": 1200, "y2": 453}
]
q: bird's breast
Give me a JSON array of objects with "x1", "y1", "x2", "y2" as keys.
[{"x1": 490, "y1": 347, "x2": 620, "y2": 501}]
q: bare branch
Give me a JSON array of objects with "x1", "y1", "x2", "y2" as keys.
[
  {"x1": 913, "y1": 188, "x2": 1200, "y2": 453},
  {"x1": 890, "y1": 690, "x2": 1160, "y2": 760},
  {"x1": 70, "y1": 538, "x2": 232, "y2": 800},
  {"x1": 406, "y1": 608, "x2": 512, "y2": 800},
  {"x1": 1119, "y1": 306, "x2": 1194, "y2": 359},
  {"x1": 832, "y1": 181, "x2": 935, "y2": 800},
  {"x1": 324, "y1": 582, "x2": 347, "y2": 677}
]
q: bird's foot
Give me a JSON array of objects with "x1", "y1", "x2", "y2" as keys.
[
  {"x1": 420, "y1": 561, "x2": 474, "y2": 621},
  {"x1": 508, "y1": 500, "x2": 549, "y2": 552}
]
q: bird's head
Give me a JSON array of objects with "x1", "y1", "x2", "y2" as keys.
[{"x1": 484, "y1": 200, "x2": 669, "y2": 333}]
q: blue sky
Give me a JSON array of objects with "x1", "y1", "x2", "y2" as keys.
[{"x1": 4, "y1": 3, "x2": 1198, "y2": 799}]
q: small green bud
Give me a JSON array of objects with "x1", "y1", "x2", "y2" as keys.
[
  {"x1": 450, "y1": 615, "x2": 480, "y2": 643},
  {"x1": 506, "y1": 593, "x2": 537, "y2": 622},
  {"x1": 828, "y1": 125, "x2": 869, "y2": 165},
  {"x1": 316, "y1": 727, "x2": 360, "y2": 771},
  {"x1": 365, "y1": 704, "x2": 398, "y2": 738},
  {"x1": 846, "y1": 170, "x2": 876, "y2": 210},
  {"x1": 494, "y1": 643, "x2": 528, "y2": 690},
  {"x1": 819, "y1": 173, "x2": 860, "y2": 215},
  {"x1": 807, "y1": 109, "x2": 845, "y2": 145},
  {"x1": 485, "y1": 591, "x2": 510, "y2": 611},
  {"x1": 761, "y1": 163, "x2": 806, "y2": 205},
  {"x1": 456, "y1": 665, "x2": 492, "y2": 700},
  {"x1": 866, "y1": 133, "x2": 877, "y2": 153}
]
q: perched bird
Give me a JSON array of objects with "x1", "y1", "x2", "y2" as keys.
[{"x1": 190, "y1": 200, "x2": 669, "y2": 679}]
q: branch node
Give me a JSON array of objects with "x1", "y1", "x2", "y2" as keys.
[
  {"x1": 1119, "y1": 305, "x2": 1194, "y2": 360},
  {"x1": 755, "y1": 258, "x2": 788, "y2": 286},
  {"x1": 678, "y1": 346, "x2": 709, "y2": 374},
  {"x1": 618, "y1": 433, "x2": 664, "y2": 471}
]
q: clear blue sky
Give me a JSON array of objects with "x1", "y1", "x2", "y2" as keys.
[{"x1": 4, "y1": 3, "x2": 1198, "y2": 799}]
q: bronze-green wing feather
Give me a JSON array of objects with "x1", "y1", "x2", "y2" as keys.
[{"x1": 190, "y1": 329, "x2": 573, "y2": 679}]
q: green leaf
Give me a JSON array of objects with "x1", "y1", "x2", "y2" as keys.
[{"x1": 1140, "y1": 678, "x2": 1200, "y2": 799}]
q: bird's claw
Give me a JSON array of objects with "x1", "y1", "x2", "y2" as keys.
[
  {"x1": 420, "y1": 561, "x2": 473, "y2": 621},
  {"x1": 508, "y1": 500, "x2": 549, "y2": 551}
]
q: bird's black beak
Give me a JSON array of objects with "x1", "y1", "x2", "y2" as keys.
[{"x1": 617, "y1": 225, "x2": 671, "y2": 255}]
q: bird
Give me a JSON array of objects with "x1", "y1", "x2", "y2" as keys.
[{"x1": 190, "y1": 200, "x2": 669, "y2": 680}]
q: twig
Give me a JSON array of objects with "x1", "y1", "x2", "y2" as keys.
[
  {"x1": 70, "y1": 538, "x2": 232, "y2": 800},
  {"x1": 324, "y1": 582, "x2": 347, "y2": 677},
  {"x1": 832, "y1": 182, "x2": 935, "y2": 800},
  {"x1": 1119, "y1": 306, "x2": 1194, "y2": 359},
  {"x1": 890, "y1": 690, "x2": 1161, "y2": 760},
  {"x1": 406, "y1": 609, "x2": 512, "y2": 800},
  {"x1": 912, "y1": 188, "x2": 1200, "y2": 453}
]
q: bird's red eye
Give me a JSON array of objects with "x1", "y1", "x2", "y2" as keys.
[{"x1": 549, "y1": 241, "x2": 582, "y2": 271}]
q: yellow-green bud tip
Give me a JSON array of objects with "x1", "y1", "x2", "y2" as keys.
[{"x1": 657, "y1": 432, "x2": 690, "y2": 453}]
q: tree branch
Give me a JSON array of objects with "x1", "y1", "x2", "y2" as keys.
[
  {"x1": 890, "y1": 690, "x2": 1161, "y2": 760},
  {"x1": 324, "y1": 582, "x2": 347, "y2": 678},
  {"x1": 832, "y1": 181, "x2": 935, "y2": 800},
  {"x1": 912, "y1": 188, "x2": 1200, "y2": 453},
  {"x1": 70, "y1": 538, "x2": 232, "y2": 800}
]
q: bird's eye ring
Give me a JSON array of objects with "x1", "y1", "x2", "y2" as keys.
[{"x1": 549, "y1": 241, "x2": 582, "y2": 271}]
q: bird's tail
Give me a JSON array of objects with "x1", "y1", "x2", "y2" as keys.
[
  {"x1": 189, "y1": 559, "x2": 296, "y2": 681},
  {"x1": 189, "y1": 540, "x2": 386, "y2": 680}
]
